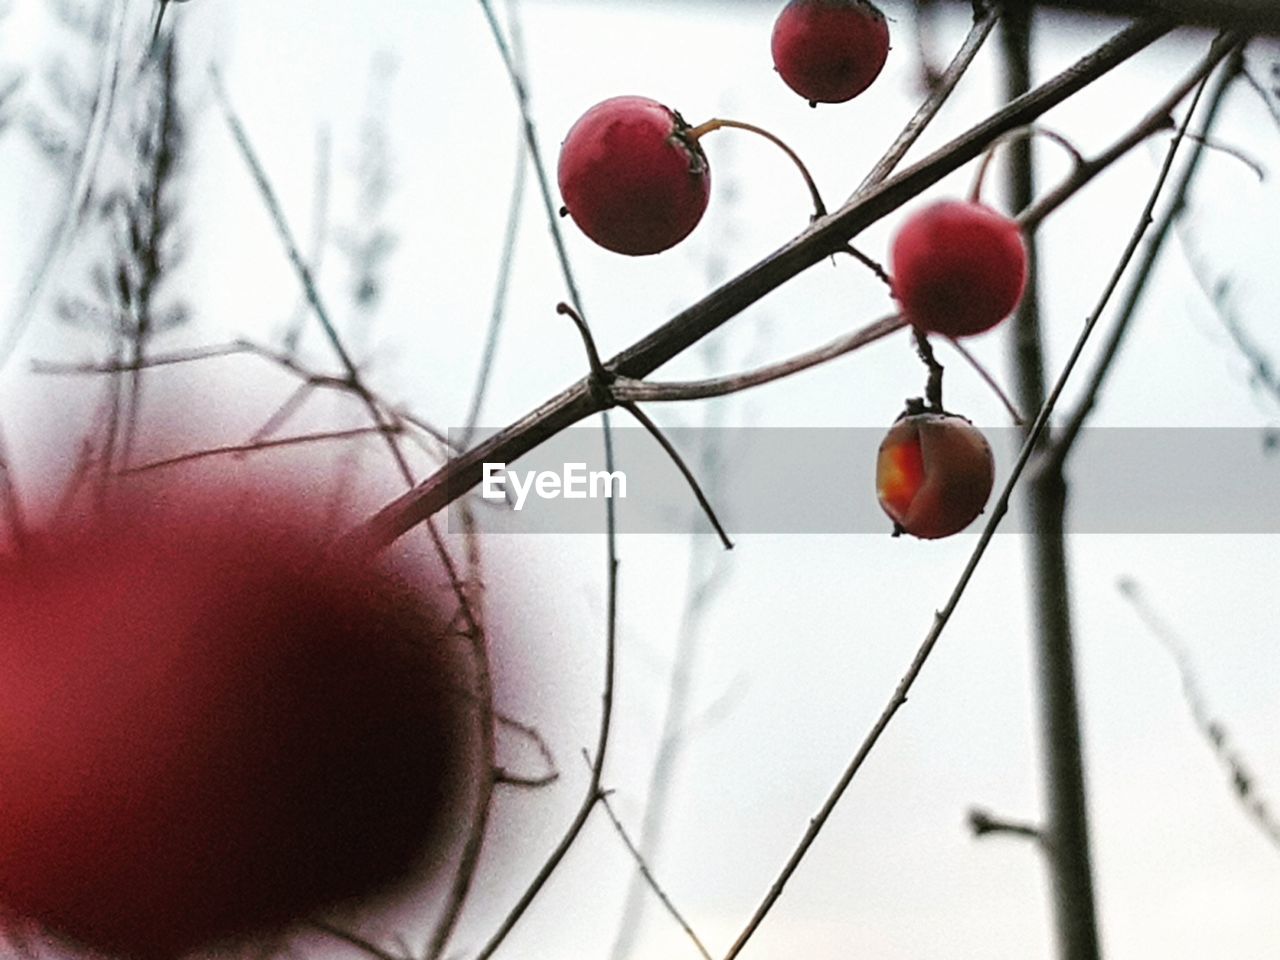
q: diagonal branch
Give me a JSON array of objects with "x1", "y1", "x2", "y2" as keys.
[
  {"x1": 855, "y1": 1, "x2": 1003, "y2": 193},
  {"x1": 1118, "y1": 578, "x2": 1280, "y2": 851},
  {"x1": 1038, "y1": 43, "x2": 1245, "y2": 476},
  {"x1": 354, "y1": 16, "x2": 1173, "y2": 554},
  {"x1": 597, "y1": 779, "x2": 714, "y2": 960}
]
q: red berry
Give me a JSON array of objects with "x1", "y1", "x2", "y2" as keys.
[
  {"x1": 0, "y1": 486, "x2": 476, "y2": 958},
  {"x1": 890, "y1": 199, "x2": 1028, "y2": 338},
  {"x1": 876, "y1": 412, "x2": 995, "y2": 539},
  {"x1": 558, "y1": 95, "x2": 711, "y2": 256},
  {"x1": 771, "y1": 0, "x2": 890, "y2": 105}
]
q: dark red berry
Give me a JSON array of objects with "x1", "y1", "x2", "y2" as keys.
[
  {"x1": 0, "y1": 485, "x2": 477, "y2": 959},
  {"x1": 558, "y1": 95, "x2": 711, "y2": 256},
  {"x1": 771, "y1": 0, "x2": 890, "y2": 105},
  {"x1": 876, "y1": 412, "x2": 995, "y2": 539},
  {"x1": 890, "y1": 199, "x2": 1029, "y2": 338}
]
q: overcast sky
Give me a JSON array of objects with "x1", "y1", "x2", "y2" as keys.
[{"x1": 1, "y1": 2, "x2": 1279, "y2": 959}]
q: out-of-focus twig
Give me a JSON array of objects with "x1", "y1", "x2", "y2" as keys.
[{"x1": 1118, "y1": 577, "x2": 1280, "y2": 851}]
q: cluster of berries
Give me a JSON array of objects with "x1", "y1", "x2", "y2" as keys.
[{"x1": 556, "y1": 0, "x2": 1027, "y2": 540}]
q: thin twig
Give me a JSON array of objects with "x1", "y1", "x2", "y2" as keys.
[
  {"x1": 33, "y1": 340, "x2": 252, "y2": 373},
  {"x1": 855, "y1": 1, "x2": 1003, "y2": 193},
  {"x1": 597, "y1": 778, "x2": 714, "y2": 960},
  {"x1": 472, "y1": 414, "x2": 619, "y2": 960},
  {"x1": 557, "y1": 300, "x2": 732, "y2": 547},
  {"x1": 123, "y1": 425, "x2": 396, "y2": 474},
  {"x1": 0, "y1": 0, "x2": 130, "y2": 371},
  {"x1": 1017, "y1": 32, "x2": 1241, "y2": 232},
  {"x1": 1182, "y1": 246, "x2": 1280, "y2": 411},
  {"x1": 1118, "y1": 578, "x2": 1280, "y2": 851},
  {"x1": 611, "y1": 314, "x2": 905, "y2": 403},
  {"x1": 621, "y1": 401, "x2": 733, "y2": 550},
  {"x1": 968, "y1": 808, "x2": 1045, "y2": 842},
  {"x1": 1040, "y1": 43, "x2": 1244, "y2": 475},
  {"x1": 943, "y1": 337, "x2": 1024, "y2": 424},
  {"x1": 719, "y1": 36, "x2": 1235, "y2": 960},
  {"x1": 440, "y1": 6, "x2": 617, "y2": 960},
  {"x1": 610, "y1": 397, "x2": 733, "y2": 960},
  {"x1": 282, "y1": 126, "x2": 333, "y2": 357},
  {"x1": 307, "y1": 920, "x2": 405, "y2": 960},
  {"x1": 249, "y1": 382, "x2": 318, "y2": 445},
  {"x1": 462, "y1": 129, "x2": 527, "y2": 446},
  {"x1": 1240, "y1": 65, "x2": 1280, "y2": 128},
  {"x1": 219, "y1": 66, "x2": 505, "y2": 960},
  {"x1": 837, "y1": 243, "x2": 892, "y2": 287},
  {"x1": 494, "y1": 766, "x2": 559, "y2": 790},
  {"x1": 218, "y1": 68, "x2": 508, "y2": 960}
]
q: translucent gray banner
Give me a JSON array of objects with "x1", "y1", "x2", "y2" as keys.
[{"x1": 445, "y1": 427, "x2": 1280, "y2": 535}]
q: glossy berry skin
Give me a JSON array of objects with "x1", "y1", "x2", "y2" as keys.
[
  {"x1": 0, "y1": 487, "x2": 475, "y2": 959},
  {"x1": 771, "y1": 0, "x2": 890, "y2": 105},
  {"x1": 558, "y1": 95, "x2": 711, "y2": 256},
  {"x1": 891, "y1": 200, "x2": 1028, "y2": 338},
  {"x1": 876, "y1": 413, "x2": 995, "y2": 539}
]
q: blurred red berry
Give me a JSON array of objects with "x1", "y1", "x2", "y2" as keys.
[
  {"x1": 891, "y1": 200, "x2": 1028, "y2": 338},
  {"x1": 0, "y1": 486, "x2": 477, "y2": 958},
  {"x1": 558, "y1": 95, "x2": 711, "y2": 255},
  {"x1": 876, "y1": 412, "x2": 995, "y2": 539},
  {"x1": 771, "y1": 0, "x2": 890, "y2": 105}
]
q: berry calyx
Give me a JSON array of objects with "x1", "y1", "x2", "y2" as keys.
[
  {"x1": 876, "y1": 411, "x2": 995, "y2": 539},
  {"x1": 771, "y1": 0, "x2": 891, "y2": 106},
  {"x1": 890, "y1": 199, "x2": 1028, "y2": 338},
  {"x1": 558, "y1": 95, "x2": 711, "y2": 256}
]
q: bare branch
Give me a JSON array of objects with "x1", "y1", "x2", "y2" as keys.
[
  {"x1": 719, "y1": 33, "x2": 1235, "y2": 960},
  {"x1": 354, "y1": 17, "x2": 1173, "y2": 553},
  {"x1": 856, "y1": 2, "x2": 1003, "y2": 192},
  {"x1": 597, "y1": 780, "x2": 714, "y2": 960},
  {"x1": 1040, "y1": 44, "x2": 1244, "y2": 474},
  {"x1": 123, "y1": 425, "x2": 397, "y2": 475},
  {"x1": 1118, "y1": 578, "x2": 1280, "y2": 851}
]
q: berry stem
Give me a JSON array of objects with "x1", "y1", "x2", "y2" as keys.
[
  {"x1": 837, "y1": 243, "x2": 893, "y2": 288},
  {"x1": 968, "y1": 124, "x2": 1087, "y2": 203},
  {"x1": 912, "y1": 328, "x2": 945, "y2": 411},
  {"x1": 685, "y1": 117, "x2": 828, "y2": 218}
]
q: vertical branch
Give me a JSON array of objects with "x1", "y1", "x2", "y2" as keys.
[
  {"x1": 610, "y1": 166, "x2": 743, "y2": 958},
  {"x1": 1000, "y1": 7, "x2": 1102, "y2": 960},
  {"x1": 120, "y1": 32, "x2": 183, "y2": 471},
  {"x1": 461, "y1": 133, "x2": 526, "y2": 447},
  {"x1": 427, "y1": 4, "x2": 523, "y2": 956},
  {"x1": 469, "y1": 4, "x2": 623, "y2": 958},
  {"x1": 462, "y1": 0, "x2": 528, "y2": 448},
  {"x1": 608, "y1": 436, "x2": 728, "y2": 960}
]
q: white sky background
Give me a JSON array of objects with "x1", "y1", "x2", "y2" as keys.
[{"x1": 1, "y1": 1, "x2": 1279, "y2": 959}]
